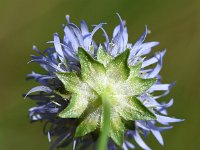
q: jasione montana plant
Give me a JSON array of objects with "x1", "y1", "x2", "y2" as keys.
[{"x1": 25, "y1": 14, "x2": 183, "y2": 150}]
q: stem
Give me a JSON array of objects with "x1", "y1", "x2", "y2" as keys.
[{"x1": 97, "y1": 95, "x2": 110, "y2": 150}]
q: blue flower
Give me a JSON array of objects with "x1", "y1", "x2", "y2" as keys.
[{"x1": 25, "y1": 14, "x2": 183, "y2": 150}]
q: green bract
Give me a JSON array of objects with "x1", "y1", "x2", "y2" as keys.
[{"x1": 56, "y1": 47, "x2": 156, "y2": 146}]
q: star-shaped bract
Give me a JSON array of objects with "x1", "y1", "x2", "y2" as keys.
[{"x1": 56, "y1": 47, "x2": 156, "y2": 146}]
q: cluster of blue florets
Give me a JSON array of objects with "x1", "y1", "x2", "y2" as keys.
[{"x1": 26, "y1": 14, "x2": 182, "y2": 150}]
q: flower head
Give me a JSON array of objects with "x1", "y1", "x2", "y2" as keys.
[{"x1": 25, "y1": 14, "x2": 183, "y2": 150}]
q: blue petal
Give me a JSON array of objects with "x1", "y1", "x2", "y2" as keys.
[
  {"x1": 84, "y1": 23, "x2": 106, "y2": 51},
  {"x1": 32, "y1": 45, "x2": 44, "y2": 56},
  {"x1": 134, "y1": 26, "x2": 148, "y2": 47},
  {"x1": 66, "y1": 15, "x2": 84, "y2": 47},
  {"x1": 64, "y1": 26, "x2": 79, "y2": 51},
  {"x1": 50, "y1": 133, "x2": 71, "y2": 150},
  {"x1": 136, "y1": 42, "x2": 159, "y2": 56},
  {"x1": 136, "y1": 121, "x2": 151, "y2": 131},
  {"x1": 122, "y1": 143, "x2": 128, "y2": 150},
  {"x1": 130, "y1": 26, "x2": 148, "y2": 56},
  {"x1": 111, "y1": 13, "x2": 128, "y2": 54},
  {"x1": 148, "y1": 122, "x2": 164, "y2": 145},
  {"x1": 30, "y1": 114, "x2": 42, "y2": 120},
  {"x1": 29, "y1": 58, "x2": 65, "y2": 72},
  {"x1": 145, "y1": 52, "x2": 163, "y2": 78},
  {"x1": 125, "y1": 141, "x2": 135, "y2": 149},
  {"x1": 99, "y1": 27, "x2": 110, "y2": 50},
  {"x1": 153, "y1": 82, "x2": 176, "y2": 99},
  {"x1": 149, "y1": 83, "x2": 172, "y2": 92},
  {"x1": 72, "y1": 140, "x2": 77, "y2": 150},
  {"x1": 54, "y1": 33, "x2": 65, "y2": 63},
  {"x1": 154, "y1": 126, "x2": 173, "y2": 132},
  {"x1": 25, "y1": 86, "x2": 52, "y2": 98},
  {"x1": 29, "y1": 103, "x2": 59, "y2": 114},
  {"x1": 81, "y1": 20, "x2": 89, "y2": 36},
  {"x1": 141, "y1": 94, "x2": 161, "y2": 107},
  {"x1": 156, "y1": 115, "x2": 184, "y2": 125},
  {"x1": 134, "y1": 130, "x2": 151, "y2": 150},
  {"x1": 142, "y1": 50, "x2": 166, "y2": 68},
  {"x1": 27, "y1": 72, "x2": 55, "y2": 86},
  {"x1": 62, "y1": 44, "x2": 79, "y2": 61},
  {"x1": 48, "y1": 132, "x2": 51, "y2": 142}
]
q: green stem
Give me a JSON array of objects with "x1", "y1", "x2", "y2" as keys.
[{"x1": 97, "y1": 95, "x2": 110, "y2": 150}]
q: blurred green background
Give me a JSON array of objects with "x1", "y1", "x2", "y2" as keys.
[{"x1": 0, "y1": 0, "x2": 199, "y2": 149}]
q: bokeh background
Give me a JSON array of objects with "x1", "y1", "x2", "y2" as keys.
[{"x1": 0, "y1": 0, "x2": 199, "y2": 149}]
